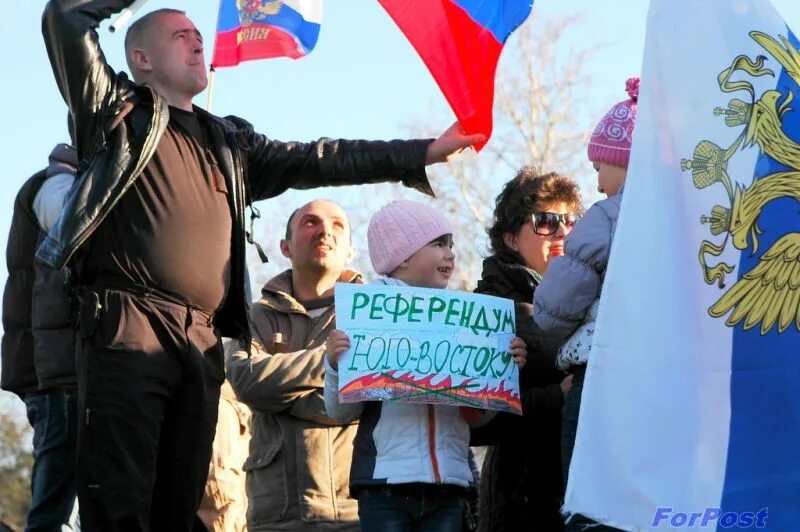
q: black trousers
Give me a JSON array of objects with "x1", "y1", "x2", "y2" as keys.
[{"x1": 76, "y1": 288, "x2": 224, "y2": 531}]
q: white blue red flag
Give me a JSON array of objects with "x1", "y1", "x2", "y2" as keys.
[
  {"x1": 565, "y1": 0, "x2": 800, "y2": 529},
  {"x1": 379, "y1": 0, "x2": 533, "y2": 150},
  {"x1": 211, "y1": 0, "x2": 323, "y2": 68}
]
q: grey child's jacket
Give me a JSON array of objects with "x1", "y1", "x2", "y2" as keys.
[{"x1": 532, "y1": 193, "x2": 623, "y2": 350}]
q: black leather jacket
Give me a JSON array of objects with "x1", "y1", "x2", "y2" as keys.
[{"x1": 38, "y1": 0, "x2": 433, "y2": 342}]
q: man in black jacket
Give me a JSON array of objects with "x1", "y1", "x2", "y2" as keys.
[
  {"x1": 2, "y1": 143, "x2": 79, "y2": 531},
  {"x1": 37, "y1": 2, "x2": 483, "y2": 530}
]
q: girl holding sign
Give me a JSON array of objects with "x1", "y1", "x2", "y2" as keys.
[{"x1": 324, "y1": 200, "x2": 527, "y2": 532}]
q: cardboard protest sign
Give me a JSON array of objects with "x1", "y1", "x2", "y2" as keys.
[{"x1": 334, "y1": 283, "x2": 521, "y2": 414}]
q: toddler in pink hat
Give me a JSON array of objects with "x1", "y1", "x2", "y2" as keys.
[{"x1": 533, "y1": 77, "x2": 640, "y2": 531}]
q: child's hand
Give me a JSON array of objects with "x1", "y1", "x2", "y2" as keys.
[
  {"x1": 326, "y1": 329, "x2": 351, "y2": 370},
  {"x1": 560, "y1": 374, "x2": 574, "y2": 398},
  {"x1": 510, "y1": 336, "x2": 527, "y2": 369}
]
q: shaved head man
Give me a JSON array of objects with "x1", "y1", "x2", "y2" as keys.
[{"x1": 42, "y1": 1, "x2": 483, "y2": 528}]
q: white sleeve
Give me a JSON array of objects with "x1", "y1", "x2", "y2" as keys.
[
  {"x1": 323, "y1": 357, "x2": 365, "y2": 423},
  {"x1": 32, "y1": 173, "x2": 75, "y2": 232}
]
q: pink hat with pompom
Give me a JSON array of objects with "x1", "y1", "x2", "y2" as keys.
[{"x1": 587, "y1": 76, "x2": 639, "y2": 169}]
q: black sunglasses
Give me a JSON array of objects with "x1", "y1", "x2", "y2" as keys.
[{"x1": 530, "y1": 212, "x2": 581, "y2": 236}]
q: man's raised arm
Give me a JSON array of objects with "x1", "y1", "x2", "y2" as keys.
[
  {"x1": 232, "y1": 118, "x2": 485, "y2": 202},
  {"x1": 42, "y1": 0, "x2": 132, "y2": 156}
]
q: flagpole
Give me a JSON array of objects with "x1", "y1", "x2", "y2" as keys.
[
  {"x1": 109, "y1": 0, "x2": 148, "y2": 33},
  {"x1": 206, "y1": 66, "x2": 216, "y2": 113}
]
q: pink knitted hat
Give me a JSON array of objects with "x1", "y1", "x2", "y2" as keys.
[
  {"x1": 587, "y1": 76, "x2": 640, "y2": 169},
  {"x1": 368, "y1": 200, "x2": 453, "y2": 275}
]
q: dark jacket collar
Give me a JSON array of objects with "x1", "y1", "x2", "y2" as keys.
[{"x1": 474, "y1": 255, "x2": 541, "y2": 301}]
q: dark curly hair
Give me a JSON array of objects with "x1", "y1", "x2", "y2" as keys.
[{"x1": 487, "y1": 168, "x2": 582, "y2": 261}]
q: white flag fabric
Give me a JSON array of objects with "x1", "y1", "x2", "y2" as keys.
[{"x1": 564, "y1": 0, "x2": 800, "y2": 530}]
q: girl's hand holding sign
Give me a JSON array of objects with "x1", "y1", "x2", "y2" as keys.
[{"x1": 326, "y1": 329, "x2": 350, "y2": 370}]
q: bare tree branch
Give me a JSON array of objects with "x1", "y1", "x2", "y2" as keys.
[{"x1": 249, "y1": 14, "x2": 603, "y2": 292}]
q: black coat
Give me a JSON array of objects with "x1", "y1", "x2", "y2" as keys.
[
  {"x1": 471, "y1": 255, "x2": 566, "y2": 532},
  {"x1": 2, "y1": 169, "x2": 77, "y2": 398}
]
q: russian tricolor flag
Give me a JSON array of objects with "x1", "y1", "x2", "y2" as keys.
[
  {"x1": 379, "y1": 0, "x2": 533, "y2": 150},
  {"x1": 211, "y1": 0, "x2": 323, "y2": 68},
  {"x1": 564, "y1": 0, "x2": 800, "y2": 529}
]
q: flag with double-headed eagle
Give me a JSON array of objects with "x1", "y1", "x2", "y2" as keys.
[
  {"x1": 563, "y1": 0, "x2": 800, "y2": 530},
  {"x1": 211, "y1": 0, "x2": 323, "y2": 68}
]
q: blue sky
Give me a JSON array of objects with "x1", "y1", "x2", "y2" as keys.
[{"x1": 1, "y1": 1, "x2": 800, "y2": 413}]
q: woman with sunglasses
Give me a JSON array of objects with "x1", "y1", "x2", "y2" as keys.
[
  {"x1": 471, "y1": 168, "x2": 583, "y2": 532},
  {"x1": 533, "y1": 77, "x2": 639, "y2": 532}
]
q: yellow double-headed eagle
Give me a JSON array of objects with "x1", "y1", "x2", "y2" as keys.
[
  {"x1": 682, "y1": 32, "x2": 800, "y2": 334},
  {"x1": 236, "y1": 0, "x2": 283, "y2": 26}
]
